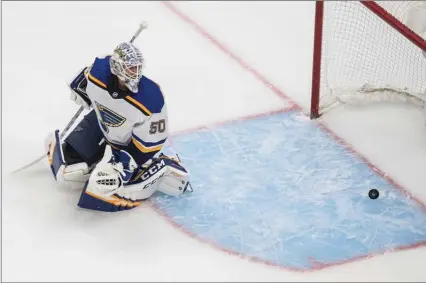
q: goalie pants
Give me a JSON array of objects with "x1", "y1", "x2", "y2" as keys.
[{"x1": 64, "y1": 109, "x2": 105, "y2": 167}]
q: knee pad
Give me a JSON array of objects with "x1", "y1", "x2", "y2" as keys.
[
  {"x1": 47, "y1": 130, "x2": 92, "y2": 190},
  {"x1": 58, "y1": 162, "x2": 92, "y2": 190}
]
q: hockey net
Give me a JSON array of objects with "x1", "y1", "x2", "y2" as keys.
[{"x1": 310, "y1": 1, "x2": 426, "y2": 119}]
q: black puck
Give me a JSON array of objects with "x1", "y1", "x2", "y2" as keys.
[{"x1": 368, "y1": 189, "x2": 379, "y2": 199}]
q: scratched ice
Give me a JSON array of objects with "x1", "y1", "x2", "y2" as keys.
[{"x1": 152, "y1": 111, "x2": 426, "y2": 270}]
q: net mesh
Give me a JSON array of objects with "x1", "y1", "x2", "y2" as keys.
[{"x1": 318, "y1": 1, "x2": 426, "y2": 113}]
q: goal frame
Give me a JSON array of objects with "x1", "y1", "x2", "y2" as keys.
[{"x1": 310, "y1": 0, "x2": 426, "y2": 119}]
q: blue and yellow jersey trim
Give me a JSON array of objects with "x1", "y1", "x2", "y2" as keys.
[
  {"x1": 86, "y1": 56, "x2": 109, "y2": 90},
  {"x1": 124, "y1": 96, "x2": 152, "y2": 117},
  {"x1": 87, "y1": 72, "x2": 107, "y2": 90},
  {"x1": 132, "y1": 135, "x2": 166, "y2": 153},
  {"x1": 124, "y1": 77, "x2": 164, "y2": 116}
]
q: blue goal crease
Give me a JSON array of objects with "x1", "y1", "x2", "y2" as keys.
[{"x1": 152, "y1": 110, "x2": 426, "y2": 270}]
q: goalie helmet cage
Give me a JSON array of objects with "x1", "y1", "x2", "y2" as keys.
[{"x1": 310, "y1": 1, "x2": 426, "y2": 119}]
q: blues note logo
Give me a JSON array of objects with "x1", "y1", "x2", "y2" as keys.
[{"x1": 95, "y1": 102, "x2": 126, "y2": 133}]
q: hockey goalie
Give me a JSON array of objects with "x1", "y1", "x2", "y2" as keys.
[{"x1": 45, "y1": 41, "x2": 191, "y2": 212}]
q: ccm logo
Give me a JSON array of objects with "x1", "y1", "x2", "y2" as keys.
[
  {"x1": 141, "y1": 159, "x2": 166, "y2": 181},
  {"x1": 143, "y1": 172, "x2": 165, "y2": 190}
]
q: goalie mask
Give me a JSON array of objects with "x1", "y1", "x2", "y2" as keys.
[{"x1": 110, "y1": 42, "x2": 144, "y2": 93}]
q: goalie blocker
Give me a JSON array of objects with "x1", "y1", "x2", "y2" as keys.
[{"x1": 46, "y1": 111, "x2": 191, "y2": 212}]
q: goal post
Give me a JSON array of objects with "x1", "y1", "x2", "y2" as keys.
[{"x1": 310, "y1": 1, "x2": 426, "y2": 119}]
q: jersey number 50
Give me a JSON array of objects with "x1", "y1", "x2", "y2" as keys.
[{"x1": 149, "y1": 119, "x2": 166, "y2": 134}]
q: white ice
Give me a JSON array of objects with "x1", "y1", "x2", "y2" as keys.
[{"x1": 2, "y1": 1, "x2": 426, "y2": 281}]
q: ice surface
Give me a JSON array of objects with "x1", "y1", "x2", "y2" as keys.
[
  {"x1": 154, "y1": 111, "x2": 426, "y2": 270},
  {"x1": 3, "y1": 1, "x2": 426, "y2": 282}
]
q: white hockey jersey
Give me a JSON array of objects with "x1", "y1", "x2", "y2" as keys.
[{"x1": 84, "y1": 55, "x2": 168, "y2": 166}]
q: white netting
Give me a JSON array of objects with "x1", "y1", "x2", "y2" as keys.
[{"x1": 318, "y1": 1, "x2": 426, "y2": 114}]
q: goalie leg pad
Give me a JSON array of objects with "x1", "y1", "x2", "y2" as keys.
[
  {"x1": 59, "y1": 162, "x2": 91, "y2": 190},
  {"x1": 77, "y1": 166, "x2": 144, "y2": 212},
  {"x1": 47, "y1": 130, "x2": 91, "y2": 190},
  {"x1": 77, "y1": 146, "x2": 142, "y2": 212},
  {"x1": 77, "y1": 154, "x2": 190, "y2": 212},
  {"x1": 48, "y1": 130, "x2": 90, "y2": 189},
  {"x1": 125, "y1": 155, "x2": 190, "y2": 198},
  {"x1": 77, "y1": 182, "x2": 142, "y2": 212},
  {"x1": 156, "y1": 156, "x2": 190, "y2": 197},
  {"x1": 47, "y1": 130, "x2": 66, "y2": 179}
]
